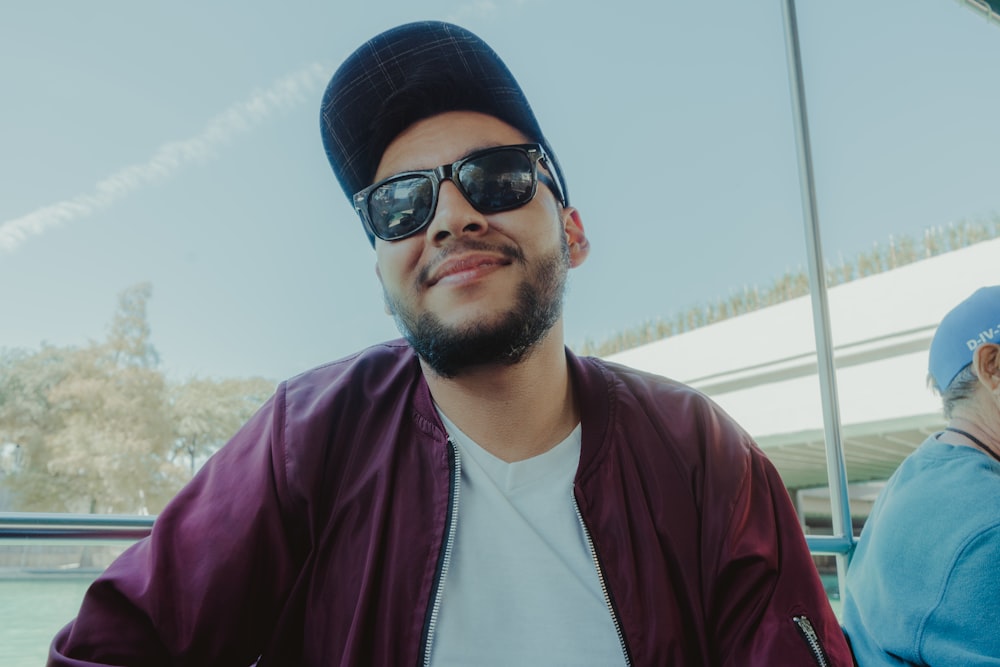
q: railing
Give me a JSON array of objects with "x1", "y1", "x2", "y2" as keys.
[
  {"x1": 0, "y1": 512, "x2": 154, "y2": 542},
  {"x1": 804, "y1": 535, "x2": 854, "y2": 556},
  {"x1": 0, "y1": 516, "x2": 857, "y2": 551},
  {"x1": 0, "y1": 518, "x2": 856, "y2": 553}
]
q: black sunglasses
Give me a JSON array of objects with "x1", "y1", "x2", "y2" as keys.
[{"x1": 353, "y1": 143, "x2": 566, "y2": 242}]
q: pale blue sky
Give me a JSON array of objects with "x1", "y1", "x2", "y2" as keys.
[{"x1": 2, "y1": 1, "x2": 998, "y2": 382}]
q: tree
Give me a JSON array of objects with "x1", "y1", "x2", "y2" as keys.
[
  {"x1": 3, "y1": 284, "x2": 179, "y2": 513},
  {"x1": 170, "y1": 376, "x2": 274, "y2": 477},
  {"x1": 106, "y1": 282, "x2": 159, "y2": 368},
  {"x1": 0, "y1": 345, "x2": 76, "y2": 510},
  {"x1": 0, "y1": 345, "x2": 73, "y2": 458},
  {"x1": 0, "y1": 283, "x2": 278, "y2": 514},
  {"x1": 43, "y1": 351, "x2": 177, "y2": 514}
]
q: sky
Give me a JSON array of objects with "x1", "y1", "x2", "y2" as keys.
[{"x1": 2, "y1": 0, "x2": 999, "y2": 383}]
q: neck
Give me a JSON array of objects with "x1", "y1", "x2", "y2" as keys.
[
  {"x1": 422, "y1": 326, "x2": 578, "y2": 462},
  {"x1": 940, "y1": 415, "x2": 1000, "y2": 464}
]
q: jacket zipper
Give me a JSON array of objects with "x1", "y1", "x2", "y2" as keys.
[
  {"x1": 419, "y1": 439, "x2": 461, "y2": 667},
  {"x1": 792, "y1": 615, "x2": 830, "y2": 667},
  {"x1": 573, "y1": 496, "x2": 632, "y2": 666}
]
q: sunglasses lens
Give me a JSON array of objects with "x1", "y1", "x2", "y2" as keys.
[
  {"x1": 458, "y1": 149, "x2": 535, "y2": 212},
  {"x1": 360, "y1": 146, "x2": 543, "y2": 241},
  {"x1": 369, "y1": 176, "x2": 435, "y2": 240}
]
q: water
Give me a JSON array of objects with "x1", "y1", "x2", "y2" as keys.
[{"x1": 0, "y1": 576, "x2": 93, "y2": 667}]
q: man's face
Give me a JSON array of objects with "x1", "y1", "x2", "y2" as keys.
[{"x1": 372, "y1": 111, "x2": 588, "y2": 378}]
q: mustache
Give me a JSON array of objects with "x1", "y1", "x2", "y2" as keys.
[{"x1": 417, "y1": 240, "x2": 525, "y2": 286}]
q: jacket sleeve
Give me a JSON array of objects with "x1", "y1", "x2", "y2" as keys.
[
  {"x1": 707, "y1": 445, "x2": 854, "y2": 667},
  {"x1": 48, "y1": 384, "x2": 307, "y2": 666}
]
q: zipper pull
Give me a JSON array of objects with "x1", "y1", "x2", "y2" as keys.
[{"x1": 792, "y1": 615, "x2": 830, "y2": 667}]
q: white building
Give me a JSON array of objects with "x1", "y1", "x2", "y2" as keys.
[{"x1": 607, "y1": 237, "x2": 999, "y2": 526}]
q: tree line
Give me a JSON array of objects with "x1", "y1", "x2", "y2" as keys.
[
  {"x1": 577, "y1": 216, "x2": 1000, "y2": 356},
  {"x1": 0, "y1": 283, "x2": 275, "y2": 515}
]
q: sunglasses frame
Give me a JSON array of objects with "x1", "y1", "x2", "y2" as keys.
[{"x1": 353, "y1": 143, "x2": 566, "y2": 242}]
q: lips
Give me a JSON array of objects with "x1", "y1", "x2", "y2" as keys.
[{"x1": 426, "y1": 252, "x2": 512, "y2": 286}]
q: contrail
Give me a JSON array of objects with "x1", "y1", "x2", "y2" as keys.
[{"x1": 0, "y1": 62, "x2": 330, "y2": 253}]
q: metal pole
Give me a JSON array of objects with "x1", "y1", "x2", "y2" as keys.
[
  {"x1": 780, "y1": 0, "x2": 856, "y2": 584},
  {"x1": 0, "y1": 512, "x2": 154, "y2": 541}
]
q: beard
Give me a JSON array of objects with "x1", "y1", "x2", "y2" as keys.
[{"x1": 384, "y1": 238, "x2": 569, "y2": 379}]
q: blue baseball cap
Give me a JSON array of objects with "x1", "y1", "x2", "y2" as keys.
[
  {"x1": 319, "y1": 21, "x2": 568, "y2": 245},
  {"x1": 928, "y1": 285, "x2": 1000, "y2": 391}
]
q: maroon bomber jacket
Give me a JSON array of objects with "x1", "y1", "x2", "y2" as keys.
[{"x1": 50, "y1": 340, "x2": 852, "y2": 666}]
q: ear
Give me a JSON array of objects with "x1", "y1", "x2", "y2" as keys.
[
  {"x1": 972, "y1": 343, "x2": 1000, "y2": 392},
  {"x1": 562, "y1": 206, "x2": 590, "y2": 268}
]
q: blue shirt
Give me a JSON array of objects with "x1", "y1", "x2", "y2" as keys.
[{"x1": 842, "y1": 436, "x2": 1000, "y2": 665}]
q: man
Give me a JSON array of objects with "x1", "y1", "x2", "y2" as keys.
[
  {"x1": 843, "y1": 285, "x2": 1000, "y2": 665},
  {"x1": 50, "y1": 21, "x2": 851, "y2": 666}
]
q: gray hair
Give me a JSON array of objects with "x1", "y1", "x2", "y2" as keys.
[{"x1": 931, "y1": 363, "x2": 979, "y2": 419}]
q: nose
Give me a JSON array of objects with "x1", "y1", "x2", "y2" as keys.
[{"x1": 424, "y1": 180, "x2": 489, "y2": 244}]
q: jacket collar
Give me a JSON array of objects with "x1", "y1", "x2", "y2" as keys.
[{"x1": 566, "y1": 350, "x2": 615, "y2": 482}]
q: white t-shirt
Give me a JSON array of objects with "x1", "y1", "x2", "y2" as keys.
[{"x1": 429, "y1": 410, "x2": 626, "y2": 667}]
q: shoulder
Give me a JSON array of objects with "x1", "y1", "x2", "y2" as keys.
[
  {"x1": 869, "y1": 440, "x2": 1000, "y2": 532},
  {"x1": 263, "y1": 339, "x2": 427, "y2": 452},
  {"x1": 846, "y1": 439, "x2": 1000, "y2": 648},
  {"x1": 845, "y1": 514, "x2": 1000, "y2": 665},
  {"x1": 573, "y1": 353, "x2": 761, "y2": 487},
  {"x1": 274, "y1": 339, "x2": 421, "y2": 416},
  {"x1": 261, "y1": 339, "x2": 437, "y2": 502},
  {"x1": 575, "y1": 354, "x2": 731, "y2": 416},
  {"x1": 284, "y1": 339, "x2": 418, "y2": 393},
  {"x1": 581, "y1": 355, "x2": 753, "y2": 446}
]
